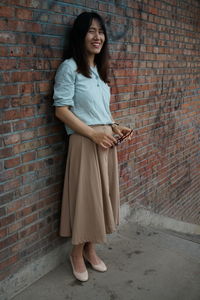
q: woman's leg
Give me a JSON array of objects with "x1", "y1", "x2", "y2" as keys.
[
  {"x1": 84, "y1": 242, "x2": 102, "y2": 265},
  {"x1": 70, "y1": 243, "x2": 87, "y2": 273}
]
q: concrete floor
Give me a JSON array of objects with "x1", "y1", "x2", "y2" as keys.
[{"x1": 12, "y1": 219, "x2": 200, "y2": 300}]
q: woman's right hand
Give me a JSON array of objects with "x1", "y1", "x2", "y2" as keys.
[{"x1": 90, "y1": 130, "x2": 117, "y2": 149}]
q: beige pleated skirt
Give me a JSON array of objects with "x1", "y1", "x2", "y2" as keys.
[{"x1": 59, "y1": 125, "x2": 120, "y2": 245}]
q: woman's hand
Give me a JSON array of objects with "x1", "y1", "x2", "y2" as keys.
[
  {"x1": 112, "y1": 125, "x2": 133, "y2": 140},
  {"x1": 90, "y1": 130, "x2": 117, "y2": 149}
]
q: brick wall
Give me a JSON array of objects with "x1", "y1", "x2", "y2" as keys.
[{"x1": 1, "y1": 0, "x2": 200, "y2": 282}]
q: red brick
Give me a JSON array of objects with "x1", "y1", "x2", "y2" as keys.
[
  {"x1": 22, "y1": 213, "x2": 38, "y2": 226},
  {"x1": 3, "y1": 109, "x2": 20, "y2": 121},
  {"x1": 11, "y1": 71, "x2": 30, "y2": 82},
  {"x1": 19, "y1": 0, "x2": 41, "y2": 8},
  {"x1": 37, "y1": 82, "x2": 51, "y2": 93},
  {"x1": 0, "y1": 6, "x2": 14, "y2": 17},
  {"x1": 16, "y1": 204, "x2": 37, "y2": 219},
  {"x1": 0, "y1": 169, "x2": 15, "y2": 182},
  {"x1": 15, "y1": 162, "x2": 36, "y2": 176},
  {"x1": 0, "y1": 233, "x2": 18, "y2": 250},
  {"x1": 1, "y1": 178, "x2": 21, "y2": 192},
  {"x1": 19, "y1": 224, "x2": 38, "y2": 239},
  {"x1": 22, "y1": 172, "x2": 37, "y2": 184},
  {"x1": 21, "y1": 130, "x2": 37, "y2": 141},
  {"x1": 3, "y1": 133, "x2": 20, "y2": 145},
  {"x1": 21, "y1": 107, "x2": 35, "y2": 118},
  {"x1": 2, "y1": 19, "x2": 42, "y2": 33},
  {"x1": 13, "y1": 140, "x2": 41, "y2": 155},
  {"x1": 0, "y1": 45, "x2": 8, "y2": 56},
  {"x1": 4, "y1": 157, "x2": 21, "y2": 169},
  {"x1": 0, "y1": 248, "x2": 11, "y2": 264},
  {"x1": 11, "y1": 95, "x2": 40, "y2": 107},
  {"x1": 0, "y1": 58, "x2": 17, "y2": 70},
  {"x1": 0, "y1": 193, "x2": 14, "y2": 207},
  {"x1": 19, "y1": 83, "x2": 34, "y2": 95},
  {"x1": 22, "y1": 151, "x2": 36, "y2": 162},
  {"x1": 0, "y1": 147, "x2": 13, "y2": 159},
  {"x1": 12, "y1": 120, "x2": 29, "y2": 131},
  {"x1": 0, "y1": 214, "x2": 15, "y2": 228},
  {"x1": 8, "y1": 221, "x2": 23, "y2": 234},
  {"x1": 0, "y1": 85, "x2": 18, "y2": 96},
  {"x1": 8, "y1": 46, "x2": 25, "y2": 57},
  {"x1": 0, "y1": 255, "x2": 18, "y2": 270},
  {"x1": 0, "y1": 98, "x2": 10, "y2": 109},
  {"x1": 0, "y1": 228, "x2": 7, "y2": 239},
  {"x1": 0, "y1": 31, "x2": 16, "y2": 43},
  {"x1": 0, "y1": 123, "x2": 12, "y2": 134},
  {"x1": 15, "y1": 8, "x2": 33, "y2": 20},
  {"x1": 0, "y1": 207, "x2": 6, "y2": 217}
]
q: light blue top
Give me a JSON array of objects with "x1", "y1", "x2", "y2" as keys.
[{"x1": 53, "y1": 58, "x2": 113, "y2": 134}]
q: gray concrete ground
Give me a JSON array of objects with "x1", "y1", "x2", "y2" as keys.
[{"x1": 12, "y1": 219, "x2": 200, "y2": 300}]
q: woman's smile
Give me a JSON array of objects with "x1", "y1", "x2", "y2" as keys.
[{"x1": 91, "y1": 42, "x2": 101, "y2": 48}]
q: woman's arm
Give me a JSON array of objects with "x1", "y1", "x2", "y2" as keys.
[{"x1": 55, "y1": 106, "x2": 117, "y2": 149}]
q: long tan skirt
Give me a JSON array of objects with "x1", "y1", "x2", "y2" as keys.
[{"x1": 59, "y1": 125, "x2": 120, "y2": 245}]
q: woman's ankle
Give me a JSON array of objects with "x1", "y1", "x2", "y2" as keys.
[
  {"x1": 71, "y1": 243, "x2": 85, "y2": 257},
  {"x1": 84, "y1": 242, "x2": 95, "y2": 252}
]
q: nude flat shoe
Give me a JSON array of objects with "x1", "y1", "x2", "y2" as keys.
[
  {"x1": 83, "y1": 253, "x2": 107, "y2": 272},
  {"x1": 69, "y1": 256, "x2": 88, "y2": 282}
]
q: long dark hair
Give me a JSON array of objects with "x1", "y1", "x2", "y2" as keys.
[{"x1": 65, "y1": 12, "x2": 109, "y2": 83}]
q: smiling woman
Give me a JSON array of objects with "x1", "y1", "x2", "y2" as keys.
[{"x1": 53, "y1": 11, "x2": 132, "y2": 282}]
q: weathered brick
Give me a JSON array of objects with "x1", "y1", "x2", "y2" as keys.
[
  {"x1": 0, "y1": 228, "x2": 7, "y2": 239},
  {"x1": 1, "y1": 178, "x2": 21, "y2": 193},
  {"x1": 3, "y1": 109, "x2": 21, "y2": 121},
  {"x1": 0, "y1": 123, "x2": 12, "y2": 134},
  {"x1": 0, "y1": 98, "x2": 10, "y2": 109},
  {"x1": 18, "y1": 83, "x2": 34, "y2": 95},
  {"x1": 0, "y1": 147, "x2": 13, "y2": 159},
  {"x1": 3, "y1": 133, "x2": 20, "y2": 145},
  {"x1": 19, "y1": 224, "x2": 38, "y2": 239},
  {"x1": 0, "y1": 214, "x2": 15, "y2": 228},
  {"x1": 0, "y1": 255, "x2": 18, "y2": 270},
  {"x1": 21, "y1": 129, "x2": 37, "y2": 141},
  {"x1": 0, "y1": 233, "x2": 18, "y2": 250},
  {"x1": 4, "y1": 157, "x2": 21, "y2": 169},
  {"x1": 22, "y1": 151, "x2": 36, "y2": 162},
  {"x1": 0, "y1": 206, "x2": 6, "y2": 217},
  {"x1": 22, "y1": 213, "x2": 38, "y2": 226},
  {"x1": 15, "y1": 7, "x2": 33, "y2": 20},
  {"x1": 0, "y1": 58, "x2": 17, "y2": 70},
  {"x1": 0, "y1": 85, "x2": 18, "y2": 96},
  {"x1": 0, "y1": 6, "x2": 15, "y2": 18}
]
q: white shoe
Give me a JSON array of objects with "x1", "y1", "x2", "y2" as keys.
[
  {"x1": 84, "y1": 254, "x2": 107, "y2": 272},
  {"x1": 69, "y1": 256, "x2": 88, "y2": 282}
]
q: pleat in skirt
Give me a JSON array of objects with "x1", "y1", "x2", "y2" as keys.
[{"x1": 59, "y1": 125, "x2": 120, "y2": 245}]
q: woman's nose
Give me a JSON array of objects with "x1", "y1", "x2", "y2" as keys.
[{"x1": 94, "y1": 31, "x2": 100, "y2": 39}]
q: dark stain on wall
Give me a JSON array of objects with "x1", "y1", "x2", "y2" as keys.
[
  {"x1": 106, "y1": 16, "x2": 130, "y2": 42},
  {"x1": 151, "y1": 81, "x2": 185, "y2": 151}
]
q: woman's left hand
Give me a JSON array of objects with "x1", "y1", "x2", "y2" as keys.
[{"x1": 112, "y1": 125, "x2": 133, "y2": 140}]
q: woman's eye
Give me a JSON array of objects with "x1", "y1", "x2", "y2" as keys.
[{"x1": 88, "y1": 29, "x2": 104, "y2": 34}]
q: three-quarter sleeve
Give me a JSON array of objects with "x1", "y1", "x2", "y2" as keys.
[{"x1": 53, "y1": 60, "x2": 76, "y2": 107}]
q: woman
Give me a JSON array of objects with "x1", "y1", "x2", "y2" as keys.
[{"x1": 53, "y1": 12, "x2": 132, "y2": 282}]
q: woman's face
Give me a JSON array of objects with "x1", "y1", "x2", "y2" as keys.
[{"x1": 84, "y1": 19, "x2": 105, "y2": 58}]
